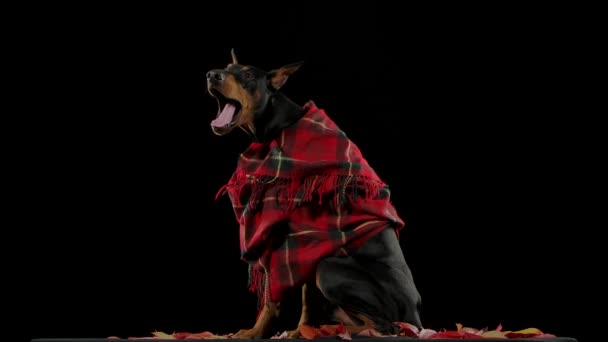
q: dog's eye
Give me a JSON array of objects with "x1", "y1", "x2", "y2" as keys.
[{"x1": 244, "y1": 72, "x2": 253, "y2": 79}]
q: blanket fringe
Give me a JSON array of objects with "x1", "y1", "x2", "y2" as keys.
[
  {"x1": 216, "y1": 172, "x2": 385, "y2": 211},
  {"x1": 248, "y1": 264, "x2": 266, "y2": 310}
]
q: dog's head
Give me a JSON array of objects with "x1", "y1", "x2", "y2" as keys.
[{"x1": 206, "y1": 49, "x2": 303, "y2": 136}]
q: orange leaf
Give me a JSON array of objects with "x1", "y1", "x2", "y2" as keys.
[
  {"x1": 299, "y1": 325, "x2": 321, "y2": 339},
  {"x1": 505, "y1": 327, "x2": 544, "y2": 338}
]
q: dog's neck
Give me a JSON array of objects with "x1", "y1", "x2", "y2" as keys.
[{"x1": 252, "y1": 92, "x2": 305, "y2": 143}]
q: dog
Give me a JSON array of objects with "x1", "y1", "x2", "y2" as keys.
[{"x1": 206, "y1": 49, "x2": 422, "y2": 339}]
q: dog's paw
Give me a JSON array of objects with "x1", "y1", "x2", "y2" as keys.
[{"x1": 232, "y1": 328, "x2": 264, "y2": 339}]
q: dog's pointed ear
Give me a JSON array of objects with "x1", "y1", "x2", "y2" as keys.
[
  {"x1": 268, "y1": 61, "x2": 304, "y2": 90},
  {"x1": 231, "y1": 48, "x2": 238, "y2": 65}
]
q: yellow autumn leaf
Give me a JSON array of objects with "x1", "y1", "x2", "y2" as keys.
[
  {"x1": 481, "y1": 330, "x2": 507, "y2": 339},
  {"x1": 152, "y1": 331, "x2": 176, "y2": 339},
  {"x1": 511, "y1": 328, "x2": 542, "y2": 335}
]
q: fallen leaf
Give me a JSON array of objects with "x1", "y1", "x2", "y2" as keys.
[
  {"x1": 456, "y1": 323, "x2": 483, "y2": 335},
  {"x1": 481, "y1": 330, "x2": 507, "y2": 339},
  {"x1": 271, "y1": 331, "x2": 289, "y2": 339},
  {"x1": 505, "y1": 327, "x2": 544, "y2": 338},
  {"x1": 152, "y1": 331, "x2": 175, "y2": 339},
  {"x1": 337, "y1": 329, "x2": 352, "y2": 340},
  {"x1": 319, "y1": 324, "x2": 338, "y2": 335},
  {"x1": 462, "y1": 327, "x2": 481, "y2": 334},
  {"x1": 428, "y1": 330, "x2": 483, "y2": 339},
  {"x1": 173, "y1": 332, "x2": 192, "y2": 339},
  {"x1": 299, "y1": 325, "x2": 322, "y2": 339},
  {"x1": 393, "y1": 321, "x2": 419, "y2": 337},
  {"x1": 537, "y1": 333, "x2": 557, "y2": 338},
  {"x1": 113, "y1": 323, "x2": 557, "y2": 340},
  {"x1": 418, "y1": 329, "x2": 437, "y2": 339},
  {"x1": 186, "y1": 332, "x2": 227, "y2": 339}
]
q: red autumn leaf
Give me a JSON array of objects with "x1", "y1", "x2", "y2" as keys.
[
  {"x1": 393, "y1": 321, "x2": 419, "y2": 337},
  {"x1": 461, "y1": 331, "x2": 485, "y2": 339},
  {"x1": 319, "y1": 324, "x2": 338, "y2": 335},
  {"x1": 114, "y1": 323, "x2": 556, "y2": 340},
  {"x1": 337, "y1": 329, "x2": 352, "y2": 340},
  {"x1": 172, "y1": 332, "x2": 192, "y2": 339},
  {"x1": 299, "y1": 325, "x2": 322, "y2": 339},
  {"x1": 427, "y1": 330, "x2": 463, "y2": 338}
]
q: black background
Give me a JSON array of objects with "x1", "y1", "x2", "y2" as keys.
[{"x1": 14, "y1": 4, "x2": 593, "y2": 342}]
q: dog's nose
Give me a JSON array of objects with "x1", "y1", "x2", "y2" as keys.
[{"x1": 206, "y1": 70, "x2": 226, "y2": 81}]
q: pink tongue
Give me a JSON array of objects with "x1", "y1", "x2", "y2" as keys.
[{"x1": 211, "y1": 103, "x2": 236, "y2": 127}]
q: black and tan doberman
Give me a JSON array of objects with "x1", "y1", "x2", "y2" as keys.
[{"x1": 206, "y1": 49, "x2": 422, "y2": 339}]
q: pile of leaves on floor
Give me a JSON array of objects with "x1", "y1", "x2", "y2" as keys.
[{"x1": 109, "y1": 322, "x2": 557, "y2": 339}]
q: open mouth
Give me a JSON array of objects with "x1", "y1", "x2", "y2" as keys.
[{"x1": 210, "y1": 89, "x2": 242, "y2": 130}]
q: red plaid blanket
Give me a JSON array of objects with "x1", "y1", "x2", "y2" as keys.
[{"x1": 217, "y1": 101, "x2": 405, "y2": 305}]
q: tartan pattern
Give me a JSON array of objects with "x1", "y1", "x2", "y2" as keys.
[{"x1": 217, "y1": 101, "x2": 405, "y2": 305}]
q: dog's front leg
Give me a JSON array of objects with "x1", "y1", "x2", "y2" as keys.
[
  {"x1": 287, "y1": 283, "x2": 316, "y2": 338},
  {"x1": 233, "y1": 302, "x2": 279, "y2": 339}
]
